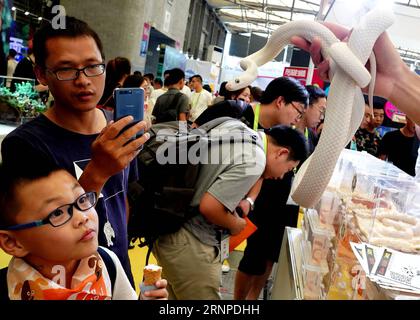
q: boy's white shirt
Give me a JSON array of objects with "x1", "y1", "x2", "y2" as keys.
[{"x1": 100, "y1": 247, "x2": 138, "y2": 300}]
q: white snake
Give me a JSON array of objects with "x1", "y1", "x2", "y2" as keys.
[{"x1": 226, "y1": 7, "x2": 395, "y2": 208}]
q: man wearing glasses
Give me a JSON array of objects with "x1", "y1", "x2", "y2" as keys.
[
  {"x1": 1, "y1": 17, "x2": 149, "y2": 287},
  {"x1": 295, "y1": 85, "x2": 327, "y2": 155}
]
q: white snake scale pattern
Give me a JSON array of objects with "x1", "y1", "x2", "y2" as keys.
[{"x1": 226, "y1": 7, "x2": 395, "y2": 208}]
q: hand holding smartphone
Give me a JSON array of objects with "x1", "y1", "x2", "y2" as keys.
[{"x1": 114, "y1": 87, "x2": 145, "y2": 139}]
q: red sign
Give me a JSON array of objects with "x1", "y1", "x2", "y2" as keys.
[
  {"x1": 284, "y1": 67, "x2": 308, "y2": 81},
  {"x1": 283, "y1": 66, "x2": 324, "y2": 88}
]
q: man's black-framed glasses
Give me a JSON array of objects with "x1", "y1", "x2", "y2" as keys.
[
  {"x1": 290, "y1": 102, "x2": 305, "y2": 120},
  {"x1": 1, "y1": 192, "x2": 98, "y2": 231},
  {"x1": 47, "y1": 63, "x2": 106, "y2": 81},
  {"x1": 316, "y1": 106, "x2": 326, "y2": 120}
]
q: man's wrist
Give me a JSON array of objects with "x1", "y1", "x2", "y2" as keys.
[{"x1": 244, "y1": 197, "x2": 255, "y2": 211}]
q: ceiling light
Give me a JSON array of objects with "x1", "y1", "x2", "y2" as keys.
[
  {"x1": 38, "y1": 17, "x2": 42, "y2": 21},
  {"x1": 24, "y1": 11, "x2": 30, "y2": 16},
  {"x1": 11, "y1": 6, "x2": 16, "y2": 11}
]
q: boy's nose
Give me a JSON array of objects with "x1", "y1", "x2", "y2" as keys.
[{"x1": 73, "y1": 208, "x2": 90, "y2": 227}]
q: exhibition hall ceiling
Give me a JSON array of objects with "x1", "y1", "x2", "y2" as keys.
[{"x1": 207, "y1": 0, "x2": 420, "y2": 37}]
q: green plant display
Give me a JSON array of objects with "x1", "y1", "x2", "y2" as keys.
[{"x1": 0, "y1": 82, "x2": 46, "y2": 119}]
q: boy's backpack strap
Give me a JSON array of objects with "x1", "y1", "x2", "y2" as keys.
[
  {"x1": 0, "y1": 267, "x2": 9, "y2": 300},
  {"x1": 97, "y1": 247, "x2": 116, "y2": 294}
]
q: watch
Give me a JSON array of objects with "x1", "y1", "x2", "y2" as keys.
[{"x1": 245, "y1": 197, "x2": 255, "y2": 211}]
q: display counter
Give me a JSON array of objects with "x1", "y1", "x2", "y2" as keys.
[{"x1": 270, "y1": 149, "x2": 420, "y2": 300}]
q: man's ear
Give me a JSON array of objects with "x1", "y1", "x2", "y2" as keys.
[
  {"x1": 277, "y1": 147, "x2": 289, "y2": 159},
  {"x1": 34, "y1": 65, "x2": 48, "y2": 86},
  {"x1": 275, "y1": 96, "x2": 284, "y2": 109},
  {"x1": 0, "y1": 232, "x2": 29, "y2": 258}
]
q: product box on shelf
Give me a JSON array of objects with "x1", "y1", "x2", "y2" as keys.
[
  {"x1": 314, "y1": 190, "x2": 342, "y2": 235},
  {"x1": 300, "y1": 237, "x2": 330, "y2": 300},
  {"x1": 302, "y1": 209, "x2": 336, "y2": 265},
  {"x1": 305, "y1": 149, "x2": 420, "y2": 299},
  {"x1": 343, "y1": 168, "x2": 420, "y2": 254}
]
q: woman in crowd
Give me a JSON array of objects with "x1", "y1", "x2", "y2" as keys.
[{"x1": 99, "y1": 57, "x2": 131, "y2": 110}]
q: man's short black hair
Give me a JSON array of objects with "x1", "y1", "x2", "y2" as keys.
[
  {"x1": 191, "y1": 75, "x2": 203, "y2": 83},
  {"x1": 218, "y1": 81, "x2": 228, "y2": 97},
  {"x1": 0, "y1": 162, "x2": 62, "y2": 228},
  {"x1": 144, "y1": 73, "x2": 155, "y2": 81},
  {"x1": 8, "y1": 49, "x2": 17, "y2": 57},
  {"x1": 264, "y1": 125, "x2": 308, "y2": 162},
  {"x1": 250, "y1": 86, "x2": 264, "y2": 102},
  {"x1": 260, "y1": 77, "x2": 309, "y2": 108},
  {"x1": 305, "y1": 85, "x2": 326, "y2": 106},
  {"x1": 154, "y1": 78, "x2": 163, "y2": 87},
  {"x1": 363, "y1": 94, "x2": 386, "y2": 110},
  {"x1": 164, "y1": 68, "x2": 185, "y2": 86},
  {"x1": 203, "y1": 84, "x2": 212, "y2": 93},
  {"x1": 123, "y1": 74, "x2": 144, "y2": 88},
  {"x1": 33, "y1": 16, "x2": 105, "y2": 69}
]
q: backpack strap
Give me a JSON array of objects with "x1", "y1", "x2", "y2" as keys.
[
  {"x1": 97, "y1": 247, "x2": 116, "y2": 294},
  {"x1": 0, "y1": 267, "x2": 9, "y2": 301},
  {"x1": 194, "y1": 116, "x2": 237, "y2": 133}
]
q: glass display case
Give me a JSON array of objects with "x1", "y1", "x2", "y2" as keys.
[{"x1": 271, "y1": 149, "x2": 420, "y2": 300}]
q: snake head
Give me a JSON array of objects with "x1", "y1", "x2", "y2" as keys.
[{"x1": 226, "y1": 59, "x2": 258, "y2": 91}]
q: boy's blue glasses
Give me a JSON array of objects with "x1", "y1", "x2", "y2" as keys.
[{"x1": 1, "y1": 192, "x2": 97, "y2": 231}]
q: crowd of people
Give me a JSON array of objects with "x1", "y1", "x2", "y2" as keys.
[{"x1": 0, "y1": 13, "x2": 419, "y2": 301}]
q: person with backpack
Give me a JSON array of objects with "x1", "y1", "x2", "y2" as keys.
[
  {"x1": 152, "y1": 68, "x2": 190, "y2": 123},
  {"x1": 0, "y1": 164, "x2": 168, "y2": 300},
  {"x1": 150, "y1": 118, "x2": 307, "y2": 300},
  {"x1": 193, "y1": 77, "x2": 311, "y2": 300}
]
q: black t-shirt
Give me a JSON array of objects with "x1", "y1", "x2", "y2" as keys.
[
  {"x1": 306, "y1": 128, "x2": 318, "y2": 156},
  {"x1": 378, "y1": 129, "x2": 419, "y2": 176},
  {"x1": 152, "y1": 88, "x2": 190, "y2": 123},
  {"x1": 1, "y1": 110, "x2": 138, "y2": 284}
]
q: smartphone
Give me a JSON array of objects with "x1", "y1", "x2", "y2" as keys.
[{"x1": 114, "y1": 87, "x2": 144, "y2": 138}]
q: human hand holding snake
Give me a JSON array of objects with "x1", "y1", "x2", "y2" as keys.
[{"x1": 227, "y1": 7, "x2": 396, "y2": 208}]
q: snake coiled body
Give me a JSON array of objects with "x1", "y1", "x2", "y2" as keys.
[{"x1": 227, "y1": 7, "x2": 395, "y2": 208}]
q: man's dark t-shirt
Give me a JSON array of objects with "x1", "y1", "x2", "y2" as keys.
[
  {"x1": 1, "y1": 110, "x2": 138, "y2": 285},
  {"x1": 378, "y1": 129, "x2": 419, "y2": 176},
  {"x1": 152, "y1": 88, "x2": 190, "y2": 123}
]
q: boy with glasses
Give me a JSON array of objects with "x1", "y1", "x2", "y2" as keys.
[
  {"x1": 0, "y1": 164, "x2": 167, "y2": 300},
  {"x1": 1, "y1": 17, "x2": 149, "y2": 286}
]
